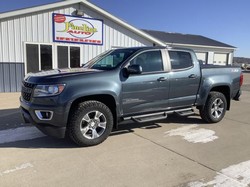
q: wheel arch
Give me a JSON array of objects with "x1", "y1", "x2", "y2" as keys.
[
  {"x1": 68, "y1": 94, "x2": 118, "y2": 129},
  {"x1": 198, "y1": 85, "x2": 231, "y2": 111},
  {"x1": 210, "y1": 86, "x2": 231, "y2": 110}
]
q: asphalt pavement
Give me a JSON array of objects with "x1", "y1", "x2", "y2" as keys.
[{"x1": 0, "y1": 73, "x2": 250, "y2": 187}]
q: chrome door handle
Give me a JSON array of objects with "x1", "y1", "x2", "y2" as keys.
[
  {"x1": 188, "y1": 74, "x2": 197, "y2": 79},
  {"x1": 157, "y1": 77, "x2": 167, "y2": 82}
]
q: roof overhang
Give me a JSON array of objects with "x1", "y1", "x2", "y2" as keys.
[{"x1": 166, "y1": 42, "x2": 236, "y2": 50}]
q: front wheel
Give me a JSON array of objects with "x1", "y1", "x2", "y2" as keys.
[
  {"x1": 68, "y1": 101, "x2": 113, "y2": 146},
  {"x1": 199, "y1": 91, "x2": 227, "y2": 123}
]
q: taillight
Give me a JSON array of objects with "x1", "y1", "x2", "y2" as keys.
[{"x1": 240, "y1": 73, "x2": 243, "y2": 87}]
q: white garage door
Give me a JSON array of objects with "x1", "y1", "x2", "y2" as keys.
[
  {"x1": 213, "y1": 53, "x2": 228, "y2": 66},
  {"x1": 195, "y1": 52, "x2": 207, "y2": 64}
]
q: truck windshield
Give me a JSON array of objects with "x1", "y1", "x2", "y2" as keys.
[{"x1": 85, "y1": 48, "x2": 139, "y2": 70}]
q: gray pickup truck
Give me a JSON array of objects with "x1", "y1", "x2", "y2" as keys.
[{"x1": 20, "y1": 46, "x2": 243, "y2": 146}]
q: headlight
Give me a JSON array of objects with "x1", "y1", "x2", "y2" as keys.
[{"x1": 33, "y1": 84, "x2": 65, "y2": 97}]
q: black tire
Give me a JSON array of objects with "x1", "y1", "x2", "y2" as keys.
[
  {"x1": 68, "y1": 101, "x2": 113, "y2": 146},
  {"x1": 199, "y1": 91, "x2": 227, "y2": 123}
]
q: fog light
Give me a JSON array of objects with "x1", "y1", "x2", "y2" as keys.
[{"x1": 35, "y1": 110, "x2": 53, "y2": 120}]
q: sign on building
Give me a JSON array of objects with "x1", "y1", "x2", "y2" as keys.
[{"x1": 53, "y1": 13, "x2": 103, "y2": 45}]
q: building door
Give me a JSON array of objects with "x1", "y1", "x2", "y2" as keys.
[
  {"x1": 213, "y1": 53, "x2": 228, "y2": 66},
  {"x1": 55, "y1": 45, "x2": 82, "y2": 69},
  {"x1": 195, "y1": 52, "x2": 208, "y2": 64}
]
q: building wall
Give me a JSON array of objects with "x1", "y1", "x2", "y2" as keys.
[
  {"x1": 0, "y1": 3, "x2": 154, "y2": 92},
  {"x1": 79, "y1": 3, "x2": 154, "y2": 63},
  {"x1": 0, "y1": 3, "x2": 153, "y2": 65},
  {"x1": 0, "y1": 63, "x2": 24, "y2": 92},
  {"x1": 0, "y1": 2, "x2": 235, "y2": 92}
]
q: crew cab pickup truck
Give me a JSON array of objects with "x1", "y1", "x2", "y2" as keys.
[{"x1": 20, "y1": 47, "x2": 243, "y2": 146}]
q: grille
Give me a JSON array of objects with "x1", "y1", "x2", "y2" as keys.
[{"x1": 21, "y1": 81, "x2": 35, "y2": 101}]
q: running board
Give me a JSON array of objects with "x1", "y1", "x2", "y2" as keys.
[
  {"x1": 127, "y1": 112, "x2": 168, "y2": 123},
  {"x1": 175, "y1": 108, "x2": 194, "y2": 116},
  {"x1": 123, "y1": 108, "x2": 194, "y2": 123}
]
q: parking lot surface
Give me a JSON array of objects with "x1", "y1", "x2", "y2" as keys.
[{"x1": 0, "y1": 73, "x2": 250, "y2": 187}]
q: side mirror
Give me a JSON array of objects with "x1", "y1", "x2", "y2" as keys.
[{"x1": 127, "y1": 64, "x2": 142, "y2": 75}]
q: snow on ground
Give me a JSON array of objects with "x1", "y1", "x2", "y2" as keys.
[
  {"x1": 188, "y1": 160, "x2": 250, "y2": 187},
  {"x1": 0, "y1": 163, "x2": 34, "y2": 176},
  {"x1": 164, "y1": 124, "x2": 218, "y2": 143}
]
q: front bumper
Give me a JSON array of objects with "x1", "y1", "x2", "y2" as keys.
[{"x1": 20, "y1": 97, "x2": 68, "y2": 138}]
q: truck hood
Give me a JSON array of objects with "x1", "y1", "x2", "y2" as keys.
[{"x1": 24, "y1": 68, "x2": 101, "y2": 81}]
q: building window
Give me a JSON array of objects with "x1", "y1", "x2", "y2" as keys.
[
  {"x1": 41, "y1": 45, "x2": 53, "y2": 70},
  {"x1": 70, "y1": 47, "x2": 80, "y2": 68},
  {"x1": 26, "y1": 44, "x2": 39, "y2": 73},
  {"x1": 25, "y1": 43, "x2": 82, "y2": 73},
  {"x1": 57, "y1": 46, "x2": 68, "y2": 69},
  {"x1": 169, "y1": 51, "x2": 193, "y2": 70},
  {"x1": 25, "y1": 43, "x2": 53, "y2": 73},
  {"x1": 56, "y1": 45, "x2": 81, "y2": 68}
]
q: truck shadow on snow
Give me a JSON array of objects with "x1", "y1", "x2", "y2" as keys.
[{"x1": 0, "y1": 113, "x2": 208, "y2": 149}]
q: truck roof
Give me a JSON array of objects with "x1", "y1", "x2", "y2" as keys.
[{"x1": 115, "y1": 46, "x2": 195, "y2": 53}]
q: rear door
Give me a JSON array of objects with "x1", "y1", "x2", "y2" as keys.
[
  {"x1": 121, "y1": 49, "x2": 170, "y2": 116},
  {"x1": 168, "y1": 50, "x2": 201, "y2": 108}
]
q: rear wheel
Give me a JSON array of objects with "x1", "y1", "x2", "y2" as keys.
[
  {"x1": 199, "y1": 91, "x2": 227, "y2": 123},
  {"x1": 68, "y1": 101, "x2": 113, "y2": 146}
]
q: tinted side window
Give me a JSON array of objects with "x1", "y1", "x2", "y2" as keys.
[
  {"x1": 130, "y1": 50, "x2": 163, "y2": 73},
  {"x1": 92, "y1": 49, "x2": 137, "y2": 70},
  {"x1": 169, "y1": 51, "x2": 193, "y2": 70}
]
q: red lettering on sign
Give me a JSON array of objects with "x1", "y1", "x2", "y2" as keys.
[
  {"x1": 54, "y1": 14, "x2": 66, "y2": 23},
  {"x1": 56, "y1": 37, "x2": 101, "y2": 44}
]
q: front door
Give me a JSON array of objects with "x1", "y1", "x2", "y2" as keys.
[{"x1": 121, "y1": 50, "x2": 169, "y2": 116}]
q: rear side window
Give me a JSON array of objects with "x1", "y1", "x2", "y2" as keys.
[{"x1": 169, "y1": 51, "x2": 193, "y2": 70}]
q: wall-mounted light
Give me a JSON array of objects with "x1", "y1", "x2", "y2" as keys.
[{"x1": 76, "y1": 9, "x2": 84, "y2": 16}]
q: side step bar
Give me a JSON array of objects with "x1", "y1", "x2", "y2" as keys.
[
  {"x1": 132, "y1": 112, "x2": 168, "y2": 123},
  {"x1": 175, "y1": 108, "x2": 195, "y2": 116},
  {"x1": 123, "y1": 108, "x2": 194, "y2": 123}
]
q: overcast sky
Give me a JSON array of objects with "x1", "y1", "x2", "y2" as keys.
[{"x1": 0, "y1": 0, "x2": 249, "y2": 58}]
